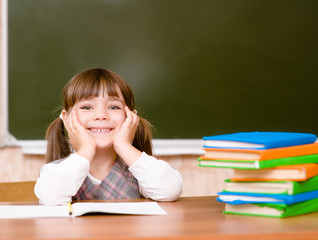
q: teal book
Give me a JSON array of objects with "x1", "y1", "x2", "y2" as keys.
[
  {"x1": 223, "y1": 175, "x2": 318, "y2": 195},
  {"x1": 203, "y1": 132, "x2": 317, "y2": 149},
  {"x1": 223, "y1": 198, "x2": 318, "y2": 218},
  {"x1": 198, "y1": 154, "x2": 318, "y2": 169}
]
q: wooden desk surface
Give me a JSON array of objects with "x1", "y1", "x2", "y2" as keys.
[{"x1": 1, "y1": 196, "x2": 318, "y2": 240}]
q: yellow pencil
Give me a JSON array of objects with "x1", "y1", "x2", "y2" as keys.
[{"x1": 67, "y1": 202, "x2": 72, "y2": 216}]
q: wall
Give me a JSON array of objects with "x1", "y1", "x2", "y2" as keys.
[{"x1": 0, "y1": 150, "x2": 233, "y2": 197}]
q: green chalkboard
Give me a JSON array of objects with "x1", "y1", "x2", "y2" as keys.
[{"x1": 9, "y1": 0, "x2": 318, "y2": 140}]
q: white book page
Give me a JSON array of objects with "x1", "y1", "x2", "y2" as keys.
[
  {"x1": 0, "y1": 205, "x2": 68, "y2": 219},
  {"x1": 204, "y1": 140, "x2": 265, "y2": 148},
  {"x1": 233, "y1": 169, "x2": 303, "y2": 180},
  {"x1": 199, "y1": 160, "x2": 257, "y2": 169},
  {"x1": 0, "y1": 202, "x2": 166, "y2": 219},
  {"x1": 219, "y1": 195, "x2": 284, "y2": 203},
  {"x1": 204, "y1": 151, "x2": 260, "y2": 160},
  {"x1": 72, "y1": 202, "x2": 167, "y2": 216},
  {"x1": 225, "y1": 182, "x2": 292, "y2": 194},
  {"x1": 225, "y1": 203, "x2": 282, "y2": 216}
]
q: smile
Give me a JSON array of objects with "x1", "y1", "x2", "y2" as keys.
[{"x1": 89, "y1": 128, "x2": 112, "y2": 133}]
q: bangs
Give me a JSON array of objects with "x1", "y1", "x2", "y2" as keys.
[
  {"x1": 73, "y1": 75, "x2": 119, "y2": 101},
  {"x1": 63, "y1": 69, "x2": 124, "y2": 110}
]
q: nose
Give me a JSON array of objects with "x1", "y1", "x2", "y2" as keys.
[{"x1": 94, "y1": 108, "x2": 109, "y2": 120}]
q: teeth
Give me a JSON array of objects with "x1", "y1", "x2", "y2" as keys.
[{"x1": 91, "y1": 129, "x2": 111, "y2": 132}]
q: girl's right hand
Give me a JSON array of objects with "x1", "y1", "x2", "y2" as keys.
[{"x1": 62, "y1": 110, "x2": 96, "y2": 161}]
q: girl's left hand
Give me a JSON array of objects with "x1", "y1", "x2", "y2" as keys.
[
  {"x1": 113, "y1": 106, "x2": 143, "y2": 166},
  {"x1": 113, "y1": 106, "x2": 139, "y2": 151}
]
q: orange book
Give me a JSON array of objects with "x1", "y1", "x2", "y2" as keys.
[
  {"x1": 231, "y1": 164, "x2": 318, "y2": 181},
  {"x1": 202, "y1": 142, "x2": 318, "y2": 161}
]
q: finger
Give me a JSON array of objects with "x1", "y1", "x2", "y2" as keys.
[
  {"x1": 131, "y1": 108, "x2": 139, "y2": 124},
  {"x1": 131, "y1": 113, "x2": 139, "y2": 130},
  {"x1": 128, "y1": 108, "x2": 139, "y2": 130},
  {"x1": 71, "y1": 110, "x2": 84, "y2": 133},
  {"x1": 68, "y1": 110, "x2": 80, "y2": 134},
  {"x1": 123, "y1": 106, "x2": 134, "y2": 127}
]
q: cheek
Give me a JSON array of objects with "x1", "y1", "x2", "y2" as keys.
[
  {"x1": 76, "y1": 112, "x2": 90, "y2": 125},
  {"x1": 113, "y1": 112, "x2": 126, "y2": 125}
]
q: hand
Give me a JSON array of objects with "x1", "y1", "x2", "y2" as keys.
[
  {"x1": 113, "y1": 107, "x2": 142, "y2": 166},
  {"x1": 113, "y1": 106, "x2": 139, "y2": 151},
  {"x1": 62, "y1": 110, "x2": 96, "y2": 161}
]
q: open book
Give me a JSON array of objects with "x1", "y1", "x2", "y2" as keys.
[{"x1": 0, "y1": 202, "x2": 167, "y2": 219}]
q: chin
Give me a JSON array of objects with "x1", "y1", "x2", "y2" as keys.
[{"x1": 95, "y1": 141, "x2": 113, "y2": 150}]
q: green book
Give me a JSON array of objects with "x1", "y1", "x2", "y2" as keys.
[
  {"x1": 223, "y1": 197, "x2": 318, "y2": 218},
  {"x1": 223, "y1": 175, "x2": 318, "y2": 195},
  {"x1": 198, "y1": 154, "x2": 318, "y2": 169}
]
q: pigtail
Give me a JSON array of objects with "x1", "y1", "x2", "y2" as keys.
[
  {"x1": 133, "y1": 117, "x2": 153, "y2": 156},
  {"x1": 45, "y1": 117, "x2": 71, "y2": 163}
]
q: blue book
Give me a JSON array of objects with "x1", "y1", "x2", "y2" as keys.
[
  {"x1": 217, "y1": 189, "x2": 318, "y2": 205},
  {"x1": 203, "y1": 132, "x2": 317, "y2": 149}
]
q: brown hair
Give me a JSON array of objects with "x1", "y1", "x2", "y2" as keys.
[{"x1": 45, "y1": 68, "x2": 153, "y2": 162}]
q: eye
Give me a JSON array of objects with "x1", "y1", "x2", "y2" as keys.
[
  {"x1": 108, "y1": 105, "x2": 121, "y2": 110},
  {"x1": 80, "y1": 105, "x2": 93, "y2": 110}
]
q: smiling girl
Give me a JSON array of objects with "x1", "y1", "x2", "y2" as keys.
[{"x1": 34, "y1": 68, "x2": 183, "y2": 205}]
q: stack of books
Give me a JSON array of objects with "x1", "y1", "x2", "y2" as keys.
[{"x1": 198, "y1": 131, "x2": 318, "y2": 218}]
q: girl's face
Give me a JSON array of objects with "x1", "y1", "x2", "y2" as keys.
[{"x1": 71, "y1": 92, "x2": 126, "y2": 150}]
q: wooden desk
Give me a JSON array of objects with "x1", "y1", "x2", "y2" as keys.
[{"x1": 1, "y1": 196, "x2": 318, "y2": 240}]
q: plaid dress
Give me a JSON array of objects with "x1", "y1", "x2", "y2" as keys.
[{"x1": 72, "y1": 158, "x2": 141, "y2": 200}]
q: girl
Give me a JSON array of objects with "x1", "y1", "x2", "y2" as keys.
[{"x1": 34, "y1": 68, "x2": 183, "y2": 205}]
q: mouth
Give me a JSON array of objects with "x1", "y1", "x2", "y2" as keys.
[{"x1": 88, "y1": 128, "x2": 113, "y2": 133}]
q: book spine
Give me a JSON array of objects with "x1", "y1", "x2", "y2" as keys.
[
  {"x1": 292, "y1": 175, "x2": 318, "y2": 194},
  {"x1": 259, "y1": 154, "x2": 318, "y2": 169}
]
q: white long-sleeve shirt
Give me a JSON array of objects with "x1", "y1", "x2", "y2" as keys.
[{"x1": 34, "y1": 152, "x2": 183, "y2": 205}]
